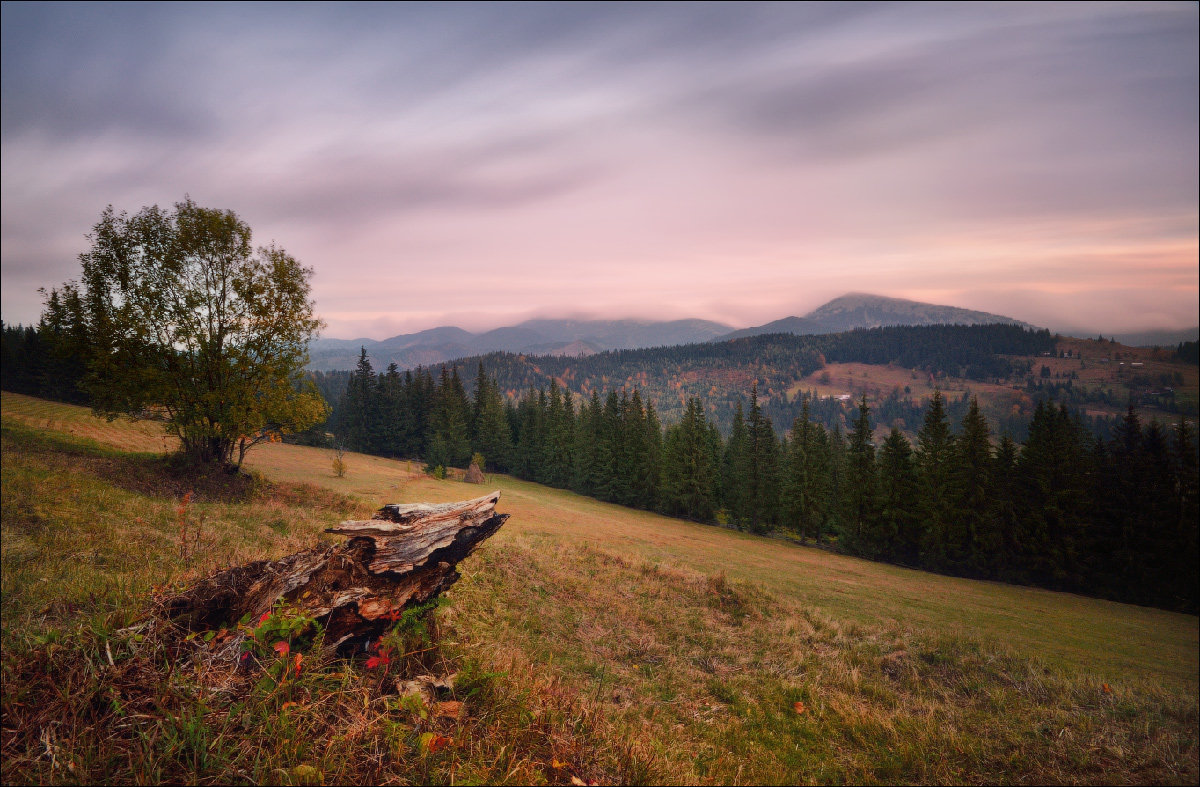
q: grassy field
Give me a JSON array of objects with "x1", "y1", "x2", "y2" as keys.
[{"x1": 2, "y1": 391, "x2": 1197, "y2": 784}]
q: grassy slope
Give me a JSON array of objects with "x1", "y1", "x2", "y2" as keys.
[{"x1": 2, "y1": 391, "x2": 1197, "y2": 785}]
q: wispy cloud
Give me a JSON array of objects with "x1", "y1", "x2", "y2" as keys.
[{"x1": 2, "y1": 2, "x2": 1196, "y2": 336}]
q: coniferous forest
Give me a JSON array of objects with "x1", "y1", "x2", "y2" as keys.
[
  {"x1": 324, "y1": 347, "x2": 1199, "y2": 613},
  {"x1": 4, "y1": 321, "x2": 1196, "y2": 612}
]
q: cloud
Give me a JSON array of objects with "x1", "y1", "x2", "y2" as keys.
[{"x1": 1, "y1": 3, "x2": 1196, "y2": 335}]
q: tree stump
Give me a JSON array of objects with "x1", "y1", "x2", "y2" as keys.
[{"x1": 160, "y1": 491, "x2": 507, "y2": 651}]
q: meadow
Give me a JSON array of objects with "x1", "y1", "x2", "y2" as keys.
[{"x1": 2, "y1": 391, "x2": 1197, "y2": 785}]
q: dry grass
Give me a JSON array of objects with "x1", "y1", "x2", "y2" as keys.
[{"x1": 2, "y1": 392, "x2": 1198, "y2": 784}]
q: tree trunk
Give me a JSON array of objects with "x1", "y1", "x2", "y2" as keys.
[{"x1": 160, "y1": 491, "x2": 507, "y2": 651}]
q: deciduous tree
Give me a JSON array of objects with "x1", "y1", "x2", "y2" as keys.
[{"x1": 51, "y1": 197, "x2": 326, "y2": 468}]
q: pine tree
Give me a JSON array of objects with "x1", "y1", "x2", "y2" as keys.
[
  {"x1": 339, "y1": 348, "x2": 378, "y2": 452},
  {"x1": 595, "y1": 391, "x2": 623, "y2": 502},
  {"x1": 1171, "y1": 419, "x2": 1199, "y2": 611},
  {"x1": 991, "y1": 434, "x2": 1021, "y2": 580},
  {"x1": 781, "y1": 397, "x2": 830, "y2": 542},
  {"x1": 572, "y1": 391, "x2": 603, "y2": 495},
  {"x1": 825, "y1": 424, "x2": 846, "y2": 541},
  {"x1": 916, "y1": 390, "x2": 955, "y2": 571},
  {"x1": 950, "y1": 397, "x2": 993, "y2": 576},
  {"x1": 877, "y1": 427, "x2": 918, "y2": 564},
  {"x1": 641, "y1": 398, "x2": 663, "y2": 509},
  {"x1": 1016, "y1": 402, "x2": 1091, "y2": 590},
  {"x1": 843, "y1": 395, "x2": 878, "y2": 554},
  {"x1": 541, "y1": 380, "x2": 575, "y2": 488},
  {"x1": 745, "y1": 384, "x2": 780, "y2": 533},
  {"x1": 471, "y1": 366, "x2": 512, "y2": 472},
  {"x1": 378, "y1": 363, "x2": 405, "y2": 456},
  {"x1": 661, "y1": 397, "x2": 717, "y2": 521},
  {"x1": 722, "y1": 400, "x2": 750, "y2": 526},
  {"x1": 425, "y1": 366, "x2": 471, "y2": 471}
]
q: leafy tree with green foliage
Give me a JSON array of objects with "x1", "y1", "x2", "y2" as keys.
[{"x1": 50, "y1": 197, "x2": 326, "y2": 467}]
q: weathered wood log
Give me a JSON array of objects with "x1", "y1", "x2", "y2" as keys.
[{"x1": 160, "y1": 491, "x2": 506, "y2": 650}]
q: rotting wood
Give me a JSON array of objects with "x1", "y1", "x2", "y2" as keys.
[{"x1": 160, "y1": 491, "x2": 506, "y2": 651}]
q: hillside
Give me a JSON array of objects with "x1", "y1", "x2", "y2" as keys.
[
  {"x1": 725, "y1": 293, "x2": 1030, "y2": 340},
  {"x1": 308, "y1": 318, "x2": 734, "y2": 371},
  {"x1": 306, "y1": 294, "x2": 1039, "y2": 372},
  {"x1": 428, "y1": 324, "x2": 1064, "y2": 434},
  {"x1": 2, "y1": 392, "x2": 1197, "y2": 784}
]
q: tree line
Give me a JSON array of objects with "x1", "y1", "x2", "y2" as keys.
[{"x1": 330, "y1": 351, "x2": 1198, "y2": 613}]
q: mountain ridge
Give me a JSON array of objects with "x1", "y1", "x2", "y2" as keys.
[{"x1": 306, "y1": 293, "x2": 1034, "y2": 371}]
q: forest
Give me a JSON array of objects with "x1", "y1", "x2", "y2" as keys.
[
  {"x1": 3, "y1": 320, "x2": 1195, "y2": 612},
  {"x1": 324, "y1": 351, "x2": 1198, "y2": 613}
]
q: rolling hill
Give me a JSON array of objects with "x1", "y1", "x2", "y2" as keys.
[
  {"x1": 306, "y1": 294, "x2": 1037, "y2": 372},
  {"x1": 1, "y1": 392, "x2": 1196, "y2": 785},
  {"x1": 724, "y1": 293, "x2": 1031, "y2": 339},
  {"x1": 307, "y1": 317, "x2": 734, "y2": 371}
]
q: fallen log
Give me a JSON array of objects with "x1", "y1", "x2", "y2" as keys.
[{"x1": 160, "y1": 491, "x2": 506, "y2": 651}]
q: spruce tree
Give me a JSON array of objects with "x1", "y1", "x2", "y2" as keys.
[
  {"x1": 916, "y1": 390, "x2": 955, "y2": 570},
  {"x1": 572, "y1": 391, "x2": 603, "y2": 495},
  {"x1": 339, "y1": 348, "x2": 377, "y2": 452},
  {"x1": 722, "y1": 400, "x2": 750, "y2": 526},
  {"x1": 472, "y1": 368, "x2": 512, "y2": 472},
  {"x1": 1171, "y1": 419, "x2": 1199, "y2": 611},
  {"x1": 951, "y1": 397, "x2": 993, "y2": 576},
  {"x1": 661, "y1": 397, "x2": 717, "y2": 521},
  {"x1": 595, "y1": 391, "x2": 623, "y2": 502},
  {"x1": 826, "y1": 424, "x2": 847, "y2": 541},
  {"x1": 745, "y1": 384, "x2": 781, "y2": 533},
  {"x1": 843, "y1": 395, "x2": 879, "y2": 554},
  {"x1": 877, "y1": 427, "x2": 919, "y2": 564},
  {"x1": 991, "y1": 434, "x2": 1021, "y2": 580}
]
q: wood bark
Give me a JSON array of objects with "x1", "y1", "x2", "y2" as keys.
[{"x1": 161, "y1": 491, "x2": 506, "y2": 650}]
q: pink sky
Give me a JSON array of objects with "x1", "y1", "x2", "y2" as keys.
[{"x1": 2, "y1": 3, "x2": 1196, "y2": 339}]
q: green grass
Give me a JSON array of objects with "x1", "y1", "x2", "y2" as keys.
[{"x1": 2, "y1": 391, "x2": 1198, "y2": 784}]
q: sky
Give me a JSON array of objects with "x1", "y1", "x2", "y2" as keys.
[{"x1": 2, "y1": 2, "x2": 1197, "y2": 340}]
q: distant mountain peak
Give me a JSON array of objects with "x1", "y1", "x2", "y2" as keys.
[
  {"x1": 803, "y1": 293, "x2": 1029, "y2": 330},
  {"x1": 721, "y1": 293, "x2": 1031, "y2": 342}
]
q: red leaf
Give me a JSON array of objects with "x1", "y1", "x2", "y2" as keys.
[
  {"x1": 273, "y1": 641, "x2": 290, "y2": 657},
  {"x1": 366, "y1": 653, "x2": 391, "y2": 669},
  {"x1": 293, "y1": 653, "x2": 303, "y2": 676},
  {"x1": 258, "y1": 611, "x2": 272, "y2": 625}
]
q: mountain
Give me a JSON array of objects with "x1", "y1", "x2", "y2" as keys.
[
  {"x1": 306, "y1": 294, "x2": 1035, "y2": 371},
  {"x1": 1106, "y1": 328, "x2": 1199, "y2": 348},
  {"x1": 307, "y1": 318, "x2": 733, "y2": 371},
  {"x1": 724, "y1": 293, "x2": 1030, "y2": 340},
  {"x1": 721, "y1": 316, "x2": 825, "y2": 341}
]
